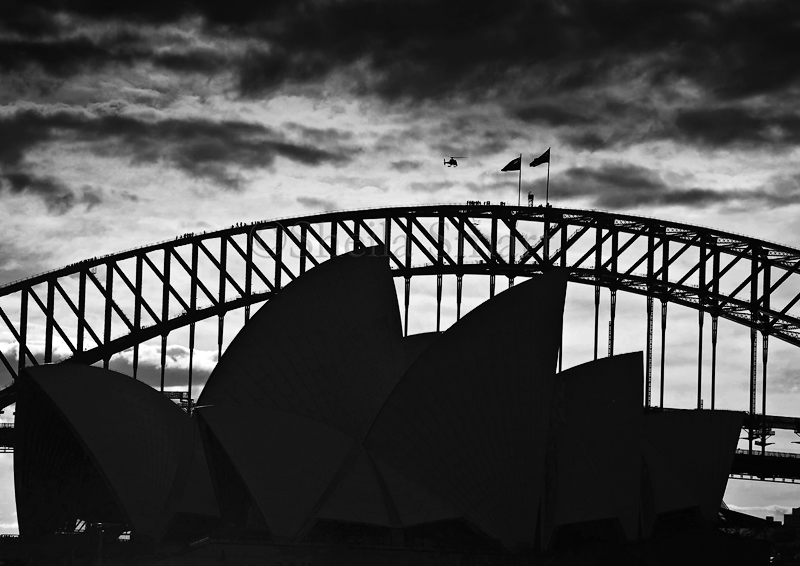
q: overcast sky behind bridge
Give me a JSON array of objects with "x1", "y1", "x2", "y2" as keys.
[{"x1": 2, "y1": 0, "x2": 800, "y2": 531}]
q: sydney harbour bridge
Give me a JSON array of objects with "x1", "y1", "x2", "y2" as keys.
[{"x1": 1, "y1": 203, "x2": 800, "y2": 483}]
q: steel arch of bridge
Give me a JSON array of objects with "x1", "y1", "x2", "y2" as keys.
[{"x1": 2, "y1": 204, "x2": 800, "y2": 458}]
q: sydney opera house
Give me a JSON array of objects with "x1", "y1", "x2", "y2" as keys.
[{"x1": 11, "y1": 249, "x2": 753, "y2": 564}]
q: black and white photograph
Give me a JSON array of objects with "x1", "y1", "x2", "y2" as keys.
[{"x1": 1, "y1": 0, "x2": 800, "y2": 563}]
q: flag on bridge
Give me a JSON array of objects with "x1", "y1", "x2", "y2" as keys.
[
  {"x1": 501, "y1": 156, "x2": 521, "y2": 171},
  {"x1": 502, "y1": 155, "x2": 523, "y2": 205},
  {"x1": 530, "y1": 148, "x2": 550, "y2": 168}
]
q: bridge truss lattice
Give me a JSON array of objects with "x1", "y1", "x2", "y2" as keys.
[{"x1": 2, "y1": 204, "x2": 800, "y2": 479}]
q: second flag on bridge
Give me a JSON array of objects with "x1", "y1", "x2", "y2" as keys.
[{"x1": 501, "y1": 148, "x2": 551, "y2": 206}]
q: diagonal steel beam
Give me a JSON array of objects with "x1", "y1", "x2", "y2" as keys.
[
  {"x1": 0, "y1": 304, "x2": 37, "y2": 369},
  {"x1": 409, "y1": 216, "x2": 457, "y2": 266},
  {"x1": 673, "y1": 246, "x2": 714, "y2": 289},
  {"x1": 653, "y1": 239, "x2": 695, "y2": 280},
  {"x1": 602, "y1": 231, "x2": 643, "y2": 270},
  {"x1": 196, "y1": 241, "x2": 247, "y2": 301},
  {"x1": 336, "y1": 220, "x2": 370, "y2": 255},
  {"x1": 227, "y1": 235, "x2": 274, "y2": 292},
  {"x1": 68, "y1": 291, "x2": 274, "y2": 366},
  {"x1": 170, "y1": 248, "x2": 219, "y2": 305},
  {"x1": 85, "y1": 268, "x2": 135, "y2": 332},
  {"x1": 727, "y1": 263, "x2": 763, "y2": 303},
  {"x1": 0, "y1": 349, "x2": 15, "y2": 380},
  {"x1": 304, "y1": 223, "x2": 336, "y2": 258},
  {"x1": 252, "y1": 230, "x2": 296, "y2": 283},
  {"x1": 112, "y1": 261, "x2": 163, "y2": 325},
  {"x1": 281, "y1": 225, "x2": 320, "y2": 270},
  {"x1": 462, "y1": 217, "x2": 507, "y2": 265},
  {"x1": 358, "y1": 219, "x2": 404, "y2": 269},
  {"x1": 623, "y1": 237, "x2": 664, "y2": 277},
  {"x1": 763, "y1": 258, "x2": 800, "y2": 305},
  {"x1": 449, "y1": 216, "x2": 494, "y2": 265},
  {"x1": 395, "y1": 217, "x2": 441, "y2": 267},
  {"x1": 779, "y1": 291, "x2": 800, "y2": 318},
  {"x1": 52, "y1": 278, "x2": 102, "y2": 350},
  {"x1": 573, "y1": 228, "x2": 612, "y2": 269},
  {"x1": 503, "y1": 218, "x2": 543, "y2": 265},
  {"x1": 27, "y1": 285, "x2": 76, "y2": 355},
  {"x1": 550, "y1": 224, "x2": 591, "y2": 265},
  {"x1": 139, "y1": 252, "x2": 191, "y2": 315}
]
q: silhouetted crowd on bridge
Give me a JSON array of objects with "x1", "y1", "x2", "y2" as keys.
[{"x1": 465, "y1": 200, "x2": 551, "y2": 208}]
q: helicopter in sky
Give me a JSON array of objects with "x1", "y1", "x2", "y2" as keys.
[{"x1": 444, "y1": 156, "x2": 466, "y2": 167}]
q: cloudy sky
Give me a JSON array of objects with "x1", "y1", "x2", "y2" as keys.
[{"x1": 2, "y1": 0, "x2": 800, "y2": 531}]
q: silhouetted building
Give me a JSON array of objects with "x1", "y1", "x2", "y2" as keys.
[
  {"x1": 13, "y1": 249, "x2": 746, "y2": 563},
  {"x1": 14, "y1": 364, "x2": 199, "y2": 541},
  {"x1": 784, "y1": 508, "x2": 800, "y2": 528}
]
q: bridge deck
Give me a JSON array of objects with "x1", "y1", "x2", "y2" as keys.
[{"x1": 731, "y1": 449, "x2": 800, "y2": 483}]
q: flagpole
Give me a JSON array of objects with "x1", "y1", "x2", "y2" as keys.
[
  {"x1": 518, "y1": 154, "x2": 522, "y2": 207},
  {"x1": 545, "y1": 153, "x2": 550, "y2": 206}
]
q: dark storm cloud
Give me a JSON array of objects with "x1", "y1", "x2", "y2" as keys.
[
  {"x1": 562, "y1": 132, "x2": 610, "y2": 152},
  {"x1": 0, "y1": 32, "x2": 231, "y2": 79},
  {"x1": 761, "y1": 173, "x2": 800, "y2": 207},
  {"x1": 1, "y1": 171, "x2": 102, "y2": 213},
  {"x1": 429, "y1": 116, "x2": 517, "y2": 159},
  {"x1": 4, "y1": 1, "x2": 800, "y2": 157},
  {"x1": 559, "y1": 164, "x2": 720, "y2": 209},
  {"x1": 224, "y1": 0, "x2": 800, "y2": 104},
  {"x1": 0, "y1": 0, "x2": 295, "y2": 34},
  {"x1": 673, "y1": 108, "x2": 800, "y2": 148},
  {"x1": 516, "y1": 99, "x2": 660, "y2": 151},
  {"x1": 0, "y1": 3, "x2": 61, "y2": 37},
  {"x1": 0, "y1": 37, "x2": 119, "y2": 77},
  {"x1": 3, "y1": 0, "x2": 799, "y2": 112},
  {"x1": 556, "y1": 163, "x2": 800, "y2": 210},
  {"x1": 0, "y1": 108, "x2": 355, "y2": 192},
  {"x1": 514, "y1": 104, "x2": 592, "y2": 128},
  {"x1": 232, "y1": 0, "x2": 544, "y2": 100},
  {"x1": 0, "y1": 109, "x2": 107, "y2": 212},
  {"x1": 283, "y1": 123, "x2": 355, "y2": 146},
  {"x1": 149, "y1": 48, "x2": 229, "y2": 75},
  {"x1": 549, "y1": 103, "x2": 800, "y2": 152}
]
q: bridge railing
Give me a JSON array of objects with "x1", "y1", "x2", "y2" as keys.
[{"x1": 736, "y1": 448, "x2": 800, "y2": 459}]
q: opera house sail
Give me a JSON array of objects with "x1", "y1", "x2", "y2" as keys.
[
  {"x1": 12, "y1": 247, "x2": 745, "y2": 562},
  {"x1": 15, "y1": 363, "x2": 195, "y2": 541}
]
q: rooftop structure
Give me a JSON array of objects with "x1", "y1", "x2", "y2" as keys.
[{"x1": 13, "y1": 247, "x2": 746, "y2": 562}]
